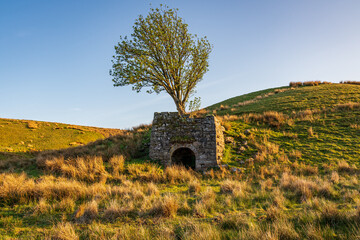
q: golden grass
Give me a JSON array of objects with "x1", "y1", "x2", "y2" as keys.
[
  {"x1": 338, "y1": 160, "x2": 357, "y2": 173},
  {"x1": 280, "y1": 172, "x2": 318, "y2": 202},
  {"x1": 44, "y1": 156, "x2": 108, "y2": 182},
  {"x1": 49, "y1": 222, "x2": 78, "y2": 240},
  {"x1": 109, "y1": 155, "x2": 125, "y2": 178},
  {"x1": 244, "y1": 111, "x2": 288, "y2": 128},
  {"x1": 164, "y1": 165, "x2": 196, "y2": 183},
  {"x1": 104, "y1": 200, "x2": 135, "y2": 221},
  {"x1": 127, "y1": 163, "x2": 163, "y2": 182},
  {"x1": 74, "y1": 200, "x2": 98, "y2": 224},
  {"x1": 188, "y1": 179, "x2": 201, "y2": 194},
  {"x1": 335, "y1": 102, "x2": 360, "y2": 111},
  {"x1": 149, "y1": 194, "x2": 179, "y2": 218},
  {"x1": 220, "y1": 179, "x2": 247, "y2": 198}
]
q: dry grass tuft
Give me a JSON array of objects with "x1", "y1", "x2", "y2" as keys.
[
  {"x1": 335, "y1": 102, "x2": 360, "y2": 111},
  {"x1": 33, "y1": 198, "x2": 52, "y2": 215},
  {"x1": 112, "y1": 224, "x2": 151, "y2": 240},
  {"x1": 220, "y1": 213, "x2": 252, "y2": 230},
  {"x1": 272, "y1": 219, "x2": 300, "y2": 239},
  {"x1": 319, "y1": 201, "x2": 349, "y2": 226},
  {"x1": 49, "y1": 222, "x2": 78, "y2": 240},
  {"x1": 244, "y1": 111, "x2": 288, "y2": 128},
  {"x1": 220, "y1": 179, "x2": 247, "y2": 198},
  {"x1": 74, "y1": 200, "x2": 98, "y2": 224},
  {"x1": 164, "y1": 165, "x2": 195, "y2": 183},
  {"x1": 144, "y1": 182, "x2": 160, "y2": 196},
  {"x1": 83, "y1": 222, "x2": 115, "y2": 240},
  {"x1": 149, "y1": 194, "x2": 179, "y2": 218},
  {"x1": 254, "y1": 139, "x2": 280, "y2": 162},
  {"x1": 296, "y1": 109, "x2": 321, "y2": 121},
  {"x1": 188, "y1": 179, "x2": 201, "y2": 194},
  {"x1": 330, "y1": 171, "x2": 340, "y2": 184},
  {"x1": 289, "y1": 82, "x2": 303, "y2": 87},
  {"x1": 44, "y1": 156, "x2": 108, "y2": 182},
  {"x1": 54, "y1": 197, "x2": 76, "y2": 213},
  {"x1": 298, "y1": 163, "x2": 318, "y2": 176},
  {"x1": 176, "y1": 219, "x2": 220, "y2": 240},
  {"x1": 0, "y1": 173, "x2": 36, "y2": 204},
  {"x1": 280, "y1": 172, "x2": 317, "y2": 202},
  {"x1": 27, "y1": 121, "x2": 39, "y2": 129},
  {"x1": 127, "y1": 163, "x2": 163, "y2": 182},
  {"x1": 104, "y1": 200, "x2": 135, "y2": 221},
  {"x1": 337, "y1": 160, "x2": 357, "y2": 174},
  {"x1": 109, "y1": 155, "x2": 125, "y2": 178}
]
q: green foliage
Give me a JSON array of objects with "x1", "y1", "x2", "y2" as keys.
[{"x1": 110, "y1": 5, "x2": 212, "y2": 115}]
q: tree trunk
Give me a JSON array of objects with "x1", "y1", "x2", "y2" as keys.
[{"x1": 173, "y1": 99, "x2": 186, "y2": 116}]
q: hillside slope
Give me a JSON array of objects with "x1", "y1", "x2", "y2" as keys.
[
  {"x1": 207, "y1": 83, "x2": 360, "y2": 169},
  {"x1": 1, "y1": 83, "x2": 360, "y2": 239},
  {"x1": 0, "y1": 118, "x2": 123, "y2": 160}
]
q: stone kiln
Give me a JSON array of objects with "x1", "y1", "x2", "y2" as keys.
[{"x1": 149, "y1": 112, "x2": 224, "y2": 170}]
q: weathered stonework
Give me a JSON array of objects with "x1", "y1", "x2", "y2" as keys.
[{"x1": 149, "y1": 112, "x2": 225, "y2": 170}]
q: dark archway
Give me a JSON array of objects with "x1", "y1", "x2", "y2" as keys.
[{"x1": 171, "y1": 147, "x2": 196, "y2": 169}]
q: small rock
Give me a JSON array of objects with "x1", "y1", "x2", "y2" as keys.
[
  {"x1": 231, "y1": 167, "x2": 242, "y2": 173},
  {"x1": 244, "y1": 129, "x2": 251, "y2": 135},
  {"x1": 221, "y1": 164, "x2": 229, "y2": 168},
  {"x1": 225, "y1": 136, "x2": 234, "y2": 144},
  {"x1": 239, "y1": 146, "x2": 246, "y2": 152}
]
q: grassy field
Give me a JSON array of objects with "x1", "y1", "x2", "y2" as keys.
[
  {"x1": 1, "y1": 83, "x2": 360, "y2": 239},
  {"x1": 0, "y1": 118, "x2": 123, "y2": 159}
]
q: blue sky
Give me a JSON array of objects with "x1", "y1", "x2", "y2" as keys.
[{"x1": 1, "y1": 0, "x2": 360, "y2": 129}]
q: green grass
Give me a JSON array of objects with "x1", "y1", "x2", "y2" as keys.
[
  {"x1": 210, "y1": 84, "x2": 360, "y2": 115},
  {"x1": 210, "y1": 84, "x2": 360, "y2": 170},
  {"x1": 0, "y1": 118, "x2": 123, "y2": 159},
  {"x1": 1, "y1": 83, "x2": 360, "y2": 239}
]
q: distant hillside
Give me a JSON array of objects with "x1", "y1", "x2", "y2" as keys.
[
  {"x1": 0, "y1": 118, "x2": 123, "y2": 157},
  {"x1": 208, "y1": 83, "x2": 360, "y2": 114},
  {"x1": 207, "y1": 83, "x2": 360, "y2": 168}
]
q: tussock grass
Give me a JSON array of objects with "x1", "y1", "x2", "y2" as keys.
[
  {"x1": 109, "y1": 155, "x2": 125, "y2": 178},
  {"x1": 49, "y1": 222, "x2": 78, "y2": 240},
  {"x1": 104, "y1": 200, "x2": 135, "y2": 221},
  {"x1": 164, "y1": 165, "x2": 196, "y2": 183},
  {"x1": 127, "y1": 163, "x2": 163, "y2": 182},
  {"x1": 149, "y1": 194, "x2": 179, "y2": 218},
  {"x1": 188, "y1": 179, "x2": 201, "y2": 194},
  {"x1": 74, "y1": 200, "x2": 98, "y2": 224},
  {"x1": 244, "y1": 111, "x2": 288, "y2": 128},
  {"x1": 335, "y1": 102, "x2": 360, "y2": 111},
  {"x1": 44, "y1": 156, "x2": 108, "y2": 182},
  {"x1": 338, "y1": 160, "x2": 357, "y2": 174},
  {"x1": 280, "y1": 172, "x2": 318, "y2": 202}
]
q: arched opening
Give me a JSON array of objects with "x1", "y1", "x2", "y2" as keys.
[{"x1": 171, "y1": 147, "x2": 196, "y2": 169}]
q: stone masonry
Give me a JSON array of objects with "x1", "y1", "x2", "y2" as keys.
[{"x1": 149, "y1": 112, "x2": 225, "y2": 171}]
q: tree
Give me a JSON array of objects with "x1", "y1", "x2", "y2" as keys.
[{"x1": 110, "y1": 5, "x2": 212, "y2": 116}]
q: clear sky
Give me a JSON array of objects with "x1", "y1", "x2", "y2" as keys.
[{"x1": 1, "y1": 0, "x2": 360, "y2": 129}]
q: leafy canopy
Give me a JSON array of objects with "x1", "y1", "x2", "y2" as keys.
[{"x1": 110, "y1": 5, "x2": 212, "y2": 115}]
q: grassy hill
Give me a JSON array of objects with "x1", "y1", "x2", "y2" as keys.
[
  {"x1": 1, "y1": 83, "x2": 360, "y2": 239},
  {"x1": 0, "y1": 118, "x2": 123, "y2": 158},
  {"x1": 207, "y1": 83, "x2": 360, "y2": 168}
]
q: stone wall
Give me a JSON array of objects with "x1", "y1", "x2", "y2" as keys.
[{"x1": 149, "y1": 112, "x2": 224, "y2": 170}]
